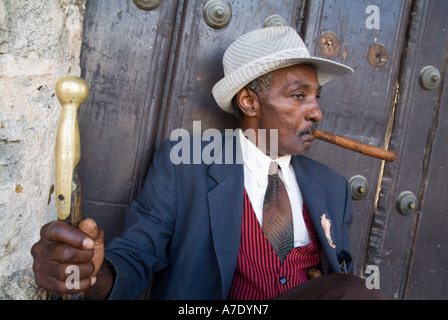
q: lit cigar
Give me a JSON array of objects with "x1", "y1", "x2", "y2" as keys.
[{"x1": 312, "y1": 129, "x2": 397, "y2": 162}]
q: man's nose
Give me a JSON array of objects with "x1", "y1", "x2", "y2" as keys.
[{"x1": 305, "y1": 98, "x2": 323, "y2": 123}]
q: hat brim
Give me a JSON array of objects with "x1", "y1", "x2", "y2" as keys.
[{"x1": 212, "y1": 53, "x2": 353, "y2": 114}]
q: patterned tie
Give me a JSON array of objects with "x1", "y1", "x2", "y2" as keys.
[{"x1": 262, "y1": 161, "x2": 294, "y2": 263}]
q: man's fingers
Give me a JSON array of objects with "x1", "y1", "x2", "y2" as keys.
[
  {"x1": 78, "y1": 218, "x2": 105, "y2": 277},
  {"x1": 31, "y1": 219, "x2": 105, "y2": 296},
  {"x1": 33, "y1": 258, "x2": 94, "y2": 282},
  {"x1": 32, "y1": 256, "x2": 96, "y2": 296},
  {"x1": 78, "y1": 218, "x2": 101, "y2": 244},
  {"x1": 36, "y1": 275, "x2": 95, "y2": 296},
  {"x1": 42, "y1": 221, "x2": 91, "y2": 249},
  {"x1": 52, "y1": 242, "x2": 94, "y2": 264}
]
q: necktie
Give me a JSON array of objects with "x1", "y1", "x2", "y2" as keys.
[{"x1": 262, "y1": 161, "x2": 294, "y2": 263}]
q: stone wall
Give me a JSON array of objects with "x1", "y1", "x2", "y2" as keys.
[{"x1": 0, "y1": 0, "x2": 86, "y2": 299}]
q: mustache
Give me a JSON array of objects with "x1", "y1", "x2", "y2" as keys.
[{"x1": 297, "y1": 123, "x2": 319, "y2": 137}]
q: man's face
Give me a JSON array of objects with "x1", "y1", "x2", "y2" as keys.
[{"x1": 251, "y1": 64, "x2": 322, "y2": 156}]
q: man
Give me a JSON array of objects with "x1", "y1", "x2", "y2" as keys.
[{"x1": 31, "y1": 26, "x2": 384, "y2": 299}]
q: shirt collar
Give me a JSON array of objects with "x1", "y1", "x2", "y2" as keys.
[{"x1": 237, "y1": 129, "x2": 292, "y2": 188}]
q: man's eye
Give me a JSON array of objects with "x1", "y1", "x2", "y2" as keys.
[{"x1": 294, "y1": 94, "x2": 305, "y2": 100}]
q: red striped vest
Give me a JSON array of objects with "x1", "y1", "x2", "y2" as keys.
[{"x1": 229, "y1": 190, "x2": 321, "y2": 300}]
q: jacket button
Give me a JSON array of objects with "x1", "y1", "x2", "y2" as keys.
[{"x1": 279, "y1": 277, "x2": 287, "y2": 285}]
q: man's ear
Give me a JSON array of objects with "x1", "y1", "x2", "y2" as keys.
[{"x1": 236, "y1": 87, "x2": 259, "y2": 117}]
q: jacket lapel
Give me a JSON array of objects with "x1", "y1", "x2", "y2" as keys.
[
  {"x1": 207, "y1": 134, "x2": 244, "y2": 299},
  {"x1": 291, "y1": 156, "x2": 341, "y2": 274}
]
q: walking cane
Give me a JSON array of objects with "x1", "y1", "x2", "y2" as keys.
[{"x1": 54, "y1": 77, "x2": 89, "y2": 300}]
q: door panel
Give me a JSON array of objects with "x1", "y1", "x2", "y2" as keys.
[
  {"x1": 366, "y1": 0, "x2": 448, "y2": 299},
  {"x1": 405, "y1": 76, "x2": 448, "y2": 298},
  {"x1": 303, "y1": 0, "x2": 412, "y2": 275},
  {"x1": 159, "y1": 0, "x2": 305, "y2": 140},
  {"x1": 79, "y1": 0, "x2": 179, "y2": 244}
]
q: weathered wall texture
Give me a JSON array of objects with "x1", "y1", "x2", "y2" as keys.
[{"x1": 0, "y1": 0, "x2": 86, "y2": 299}]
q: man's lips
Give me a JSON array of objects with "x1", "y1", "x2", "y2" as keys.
[
  {"x1": 303, "y1": 133, "x2": 315, "y2": 140},
  {"x1": 302, "y1": 133, "x2": 315, "y2": 145}
]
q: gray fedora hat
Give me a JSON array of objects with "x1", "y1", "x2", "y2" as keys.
[{"x1": 212, "y1": 26, "x2": 353, "y2": 113}]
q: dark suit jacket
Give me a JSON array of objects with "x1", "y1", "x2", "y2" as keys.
[{"x1": 105, "y1": 132, "x2": 353, "y2": 300}]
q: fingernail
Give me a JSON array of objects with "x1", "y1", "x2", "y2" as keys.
[
  {"x1": 85, "y1": 218, "x2": 97, "y2": 228},
  {"x1": 83, "y1": 237, "x2": 94, "y2": 249},
  {"x1": 91, "y1": 276, "x2": 97, "y2": 286}
]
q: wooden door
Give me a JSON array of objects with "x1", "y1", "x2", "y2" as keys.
[
  {"x1": 78, "y1": 0, "x2": 448, "y2": 299},
  {"x1": 363, "y1": 0, "x2": 448, "y2": 299}
]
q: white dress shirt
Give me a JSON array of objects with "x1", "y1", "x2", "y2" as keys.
[{"x1": 237, "y1": 129, "x2": 310, "y2": 247}]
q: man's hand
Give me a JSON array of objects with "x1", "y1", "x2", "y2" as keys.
[{"x1": 31, "y1": 218, "x2": 105, "y2": 296}]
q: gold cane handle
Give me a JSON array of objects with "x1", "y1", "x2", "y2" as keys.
[
  {"x1": 55, "y1": 77, "x2": 88, "y2": 223},
  {"x1": 54, "y1": 77, "x2": 88, "y2": 300}
]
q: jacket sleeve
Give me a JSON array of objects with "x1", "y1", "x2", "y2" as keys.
[{"x1": 105, "y1": 139, "x2": 176, "y2": 299}]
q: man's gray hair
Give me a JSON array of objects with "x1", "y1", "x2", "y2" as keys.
[{"x1": 231, "y1": 72, "x2": 273, "y2": 120}]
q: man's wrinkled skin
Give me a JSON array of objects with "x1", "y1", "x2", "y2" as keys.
[{"x1": 238, "y1": 64, "x2": 322, "y2": 157}]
